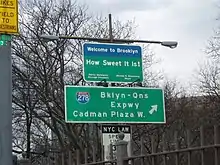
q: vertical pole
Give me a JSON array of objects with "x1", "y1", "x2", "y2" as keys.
[
  {"x1": 151, "y1": 135, "x2": 156, "y2": 165},
  {"x1": 109, "y1": 143, "x2": 114, "y2": 160},
  {"x1": 0, "y1": 38, "x2": 12, "y2": 165},
  {"x1": 77, "y1": 149, "x2": 80, "y2": 165},
  {"x1": 68, "y1": 150, "x2": 72, "y2": 165},
  {"x1": 187, "y1": 130, "x2": 191, "y2": 165},
  {"x1": 61, "y1": 152, "x2": 65, "y2": 165},
  {"x1": 108, "y1": 14, "x2": 115, "y2": 87},
  {"x1": 162, "y1": 134, "x2": 167, "y2": 165},
  {"x1": 92, "y1": 146, "x2": 96, "y2": 162},
  {"x1": 116, "y1": 132, "x2": 128, "y2": 165},
  {"x1": 174, "y1": 131, "x2": 179, "y2": 165},
  {"x1": 200, "y1": 126, "x2": 205, "y2": 165},
  {"x1": 108, "y1": 14, "x2": 113, "y2": 42},
  {"x1": 98, "y1": 14, "x2": 114, "y2": 153},
  {"x1": 84, "y1": 148, "x2": 88, "y2": 164},
  {"x1": 214, "y1": 125, "x2": 219, "y2": 165},
  {"x1": 140, "y1": 137, "x2": 144, "y2": 165}
]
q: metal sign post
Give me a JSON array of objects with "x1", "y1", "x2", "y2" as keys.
[{"x1": 0, "y1": 41, "x2": 12, "y2": 165}]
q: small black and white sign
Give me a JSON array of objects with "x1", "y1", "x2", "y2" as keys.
[
  {"x1": 102, "y1": 125, "x2": 131, "y2": 161},
  {"x1": 102, "y1": 125, "x2": 131, "y2": 134}
]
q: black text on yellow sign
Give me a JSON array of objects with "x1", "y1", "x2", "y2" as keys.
[{"x1": 0, "y1": 0, "x2": 18, "y2": 34}]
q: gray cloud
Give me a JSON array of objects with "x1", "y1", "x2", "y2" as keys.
[{"x1": 81, "y1": 0, "x2": 173, "y2": 14}]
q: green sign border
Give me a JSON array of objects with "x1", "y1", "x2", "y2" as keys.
[
  {"x1": 82, "y1": 42, "x2": 144, "y2": 83},
  {"x1": 64, "y1": 85, "x2": 166, "y2": 124}
]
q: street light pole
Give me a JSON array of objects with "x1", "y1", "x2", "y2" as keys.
[
  {"x1": 0, "y1": 40, "x2": 12, "y2": 165},
  {"x1": 40, "y1": 14, "x2": 178, "y2": 49}
]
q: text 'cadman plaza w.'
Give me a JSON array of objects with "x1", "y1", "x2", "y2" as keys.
[
  {"x1": 83, "y1": 43, "x2": 143, "y2": 83},
  {"x1": 65, "y1": 86, "x2": 165, "y2": 123}
]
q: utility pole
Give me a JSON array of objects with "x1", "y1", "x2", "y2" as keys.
[{"x1": 0, "y1": 38, "x2": 13, "y2": 165}]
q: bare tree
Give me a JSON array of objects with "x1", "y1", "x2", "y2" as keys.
[
  {"x1": 12, "y1": 0, "x2": 159, "y2": 161},
  {"x1": 197, "y1": 19, "x2": 220, "y2": 99},
  {"x1": 131, "y1": 77, "x2": 219, "y2": 165},
  {"x1": 205, "y1": 27, "x2": 220, "y2": 61},
  {"x1": 194, "y1": 19, "x2": 220, "y2": 124}
]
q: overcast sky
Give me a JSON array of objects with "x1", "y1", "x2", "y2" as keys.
[{"x1": 81, "y1": 0, "x2": 219, "y2": 86}]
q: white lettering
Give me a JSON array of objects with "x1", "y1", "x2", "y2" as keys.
[
  {"x1": 115, "y1": 93, "x2": 120, "y2": 100},
  {"x1": 101, "y1": 92, "x2": 105, "y2": 98},
  {"x1": 137, "y1": 111, "x2": 144, "y2": 117},
  {"x1": 111, "y1": 101, "x2": 115, "y2": 108},
  {"x1": 122, "y1": 103, "x2": 126, "y2": 109},
  {"x1": 132, "y1": 92, "x2": 148, "y2": 99},
  {"x1": 135, "y1": 103, "x2": 139, "y2": 109},
  {"x1": 86, "y1": 59, "x2": 100, "y2": 65},
  {"x1": 111, "y1": 111, "x2": 135, "y2": 118},
  {"x1": 103, "y1": 60, "x2": 122, "y2": 66},
  {"x1": 100, "y1": 92, "x2": 126, "y2": 99},
  {"x1": 87, "y1": 47, "x2": 108, "y2": 52},
  {"x1": 73, "y1": 111, "x2": 78, "y2": 117},
  {"x1": 110, "y1": 102, "x2": 139, "y2": 109},
  {"x1": 117, "y1": 48, "x2": 139, "y2": 54},
  {"x1": 72, "y1": 111, "x2": 108, "y2": 118}
]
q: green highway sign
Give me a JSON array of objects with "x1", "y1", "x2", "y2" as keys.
[
  {"x1": 83, "y1": 42, "x2": 143, "y2": 83},
  {"x1": 0, "y1": 40, "x2": 5, "y2": 46},
  {"x1": 64, "y1": 86, "x2": 165, "y2": 123},
  {"x1": 0, "y1": 35, "x2": 11, "y2": 46}
]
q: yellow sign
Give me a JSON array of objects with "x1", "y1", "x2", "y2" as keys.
[{"x1": 0, "y1": 0, "x2": 18, "y2": 34}]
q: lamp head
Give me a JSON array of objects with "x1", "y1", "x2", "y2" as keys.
[{"x1": 161, "y1": 41, "x2": 178, "y2": 49}]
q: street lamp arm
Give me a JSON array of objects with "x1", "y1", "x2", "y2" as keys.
[
  {"x1": 40, "y1": 34, "x2": 178, "y2": 49},
  {"x1": 40, "y1": 34, "x2": 60, "y2": 41},
  {"x1": 58, "y1": 36, "x2": 163, "y2": 44}
]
